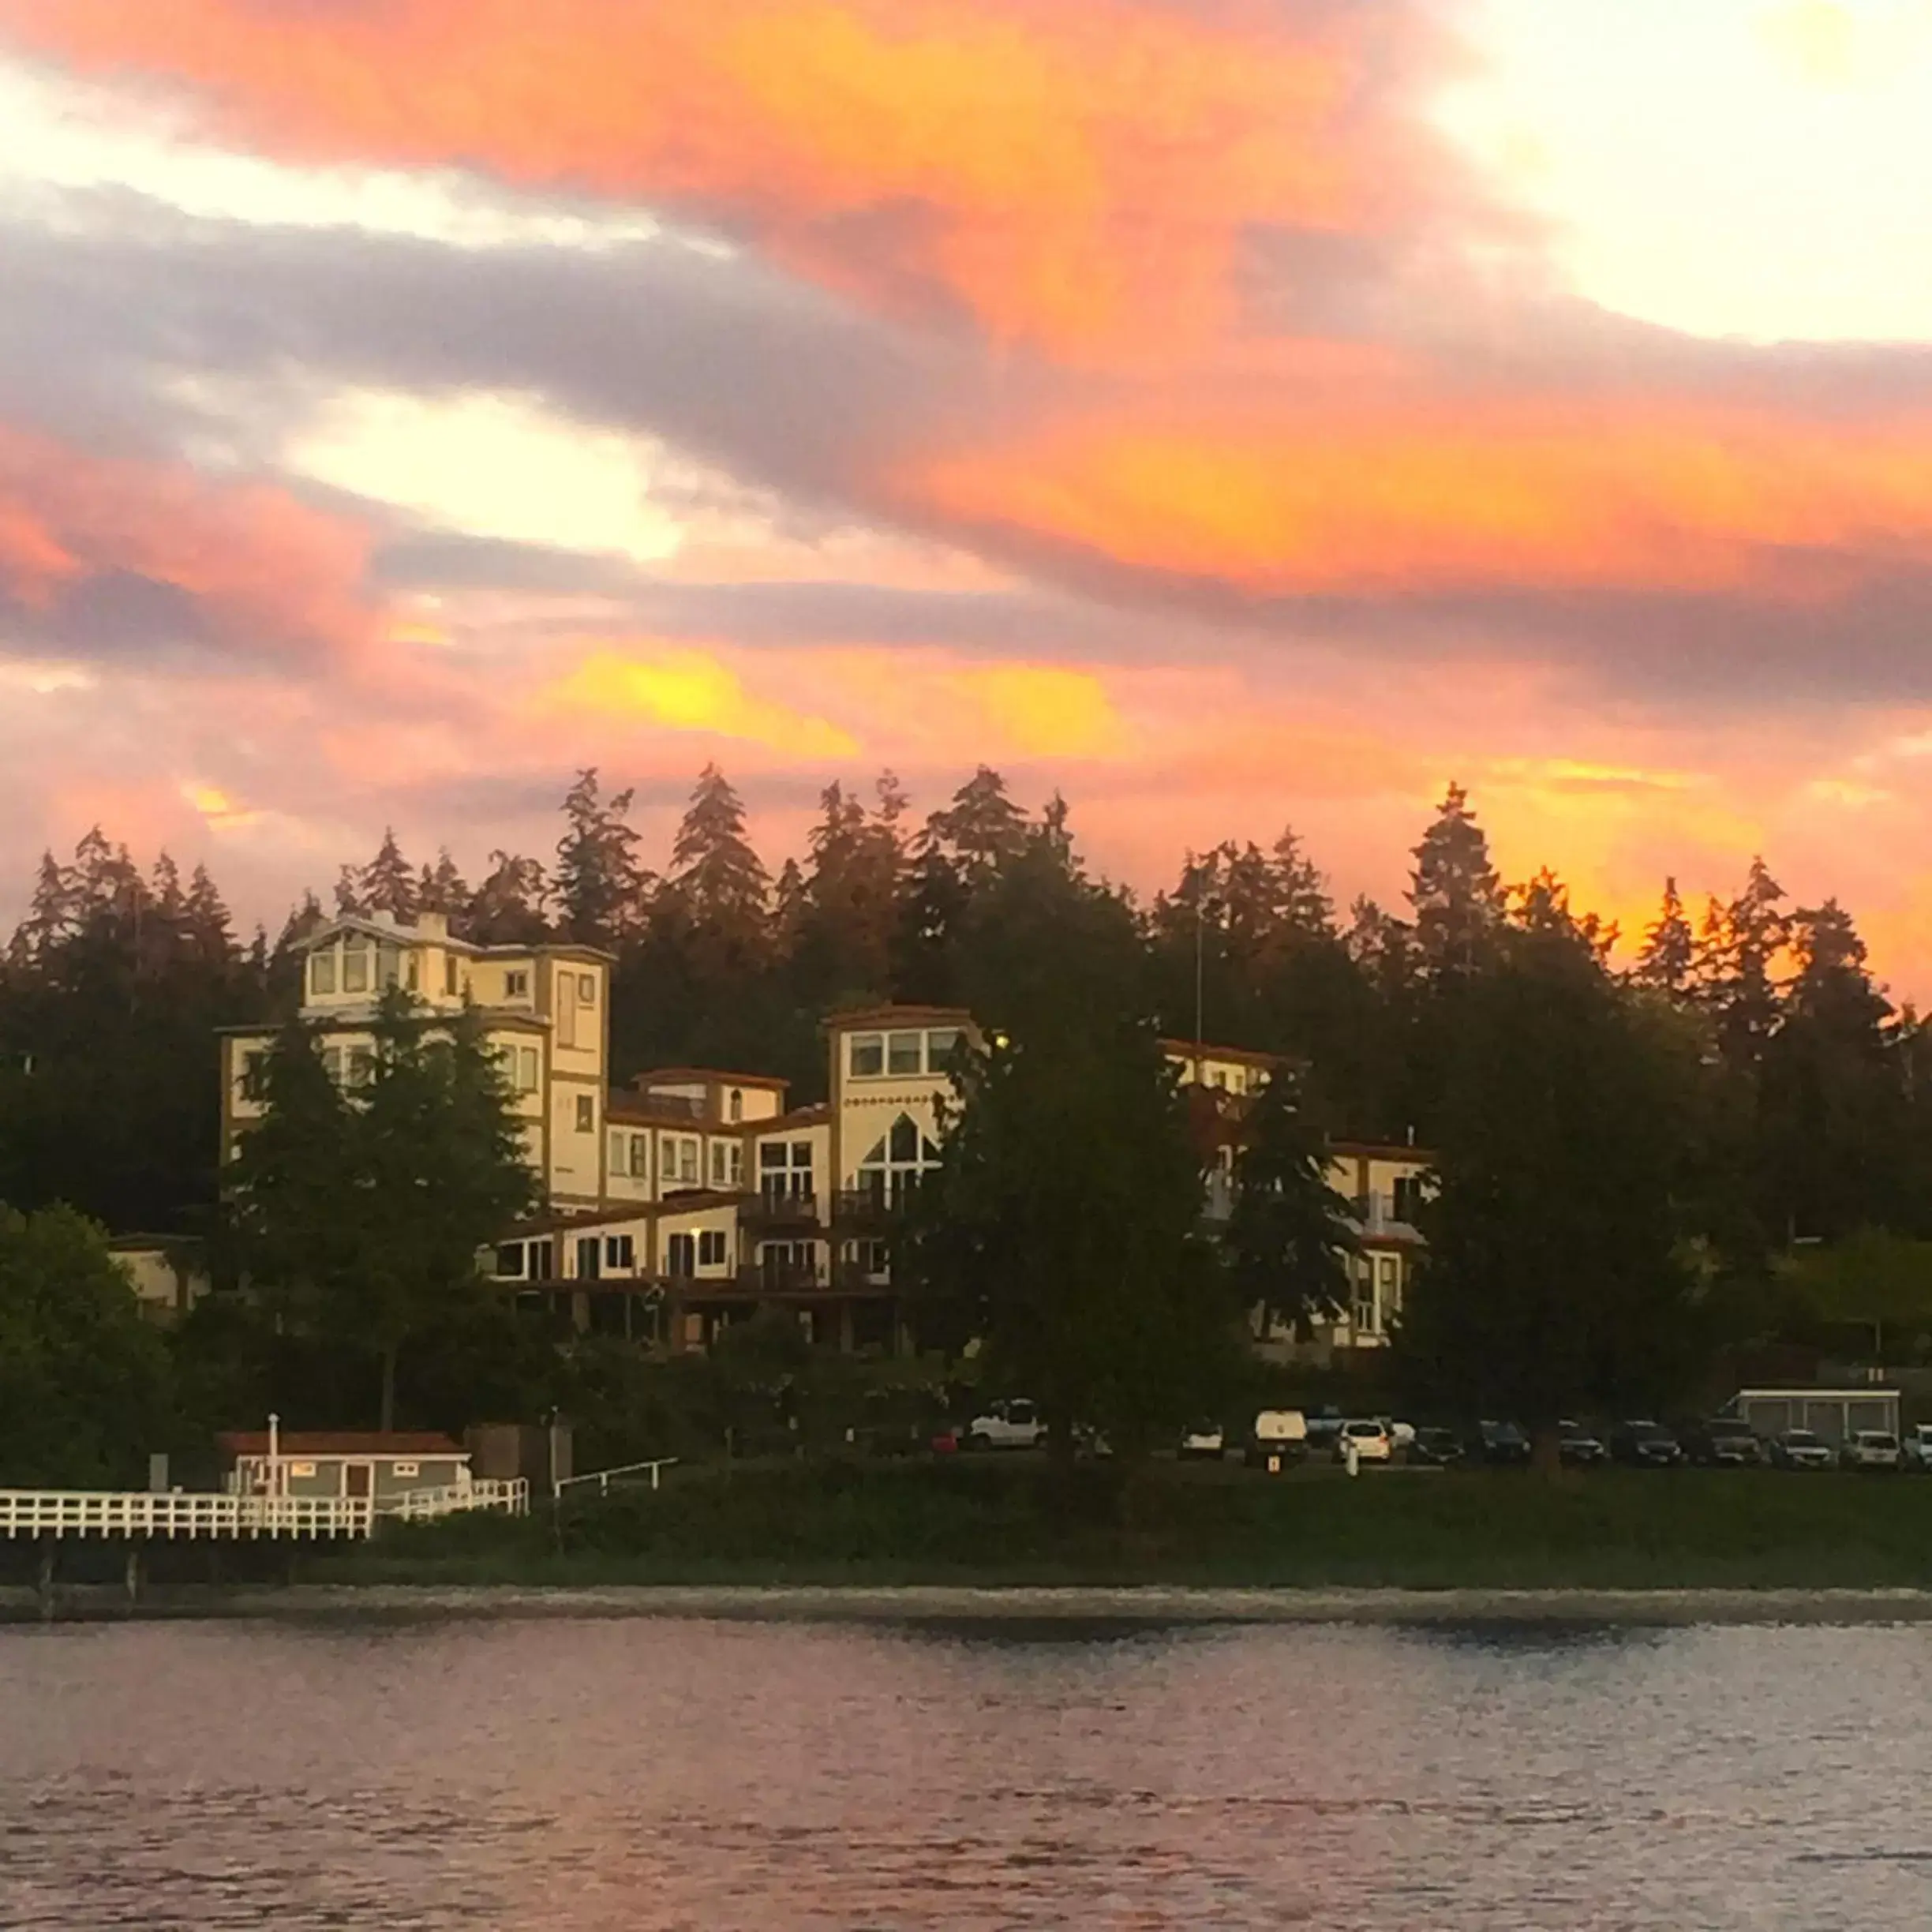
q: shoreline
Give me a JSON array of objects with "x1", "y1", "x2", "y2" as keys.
[{"x1": 12, "y1": 1582, "x2": 1932, "y2": 1627}]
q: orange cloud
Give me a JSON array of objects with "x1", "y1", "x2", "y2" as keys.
[
  {"x1": 910, "y1": 401, "x2": 1932, "y2": 597},
  {"x1": 0, "y1": 0, "x2": 1437, "y2": 352},
  {"x1": 0, "y1": 425, "x2": 377, "y2": 658}
]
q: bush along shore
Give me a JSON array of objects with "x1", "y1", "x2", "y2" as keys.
[{"x1": 237, "y1": 1458, "x2": 1932, "y2": 1594}]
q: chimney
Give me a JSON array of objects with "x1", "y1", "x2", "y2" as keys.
[{"x1": 417, "y1": 911, "x2": 450, "y2": 940}]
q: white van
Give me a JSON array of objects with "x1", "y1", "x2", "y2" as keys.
[{"x1": 1247, "y1": 1410, "x2": 1309, "y2": 1470}]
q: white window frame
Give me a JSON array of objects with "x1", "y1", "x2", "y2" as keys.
[
  {"x1": 309, "y1": 949, "x2": 337, "y2": 996},
  {"x1": 849, "y1": 1033, "x2": 885, "y2": 1077}
]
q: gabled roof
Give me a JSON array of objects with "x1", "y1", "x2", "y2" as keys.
[
  {"x1": 1159, "y1": 1038, "x2": 1286, "y2": 1069},
  {"x1": 218, "y1": 1432, "x2": 465, "y2": 1458},
  {"x1": 823, "y1": 1003, "x2": 975, "y2": 1030},
  {"x1": 297, "y1": 915, "x2": 614, "y2": 965},
  {"x1": 637, "y1": 1066, "x2": 791, "y2": 1091}
]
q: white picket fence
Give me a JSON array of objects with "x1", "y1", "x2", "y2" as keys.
[
  {"x1": 2, "y1": 1477, "x2": 530, "y2": 1540},
  {"x1": 380, "y1": 1477, "x2": 529, "y2": 1522},
  {"x1": 0, "y1": 1490, "x2": 374, "y2": 1540}
]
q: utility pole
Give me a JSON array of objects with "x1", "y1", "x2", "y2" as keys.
[{"x1": 1194, "y1": 874, "x2": 1206, "y2": 1084}]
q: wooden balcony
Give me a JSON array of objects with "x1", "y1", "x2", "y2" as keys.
[{"x1": 742, "y1": 1191, "x2": 822, "y2": 1233}]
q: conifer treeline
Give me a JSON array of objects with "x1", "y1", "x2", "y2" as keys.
[{"x1": 3, "y1": 766, "x2": 1929, "y2": 1267}]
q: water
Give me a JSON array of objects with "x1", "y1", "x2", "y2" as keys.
[{"x1": 3, "y1": 1616, "x2": 1931, "y2": 1930}]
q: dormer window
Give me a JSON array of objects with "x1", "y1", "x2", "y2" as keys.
[
  {"x1": 342, "y1": 935, "x2": 370, "y2": 994},
  {"x1": 309, "y1": 949, "x2": 337, "y2": 996}
]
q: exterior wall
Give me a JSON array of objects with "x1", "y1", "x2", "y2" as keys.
[
  {"x1": 1166, "y1": 1047, "x2": 1272, "y2": 1095},
  {"x1": 232, "y1": 1452, "x2": 470, "y2": 1499},
  {"x1": 654, "y1": 1200, "x2": 742, "y2": 1281},
  {"x1": 110, "y1": 1246, "x2": 210, "y2": 1323}
]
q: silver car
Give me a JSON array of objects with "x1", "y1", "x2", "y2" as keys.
[{"x1": 1840, "y1": 1429, "x2": 1901, "y2": 1472}]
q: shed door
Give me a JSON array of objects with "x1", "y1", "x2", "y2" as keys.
[{"x1": 344, "y1": 1463, "x2": 373, "y2": 1500}]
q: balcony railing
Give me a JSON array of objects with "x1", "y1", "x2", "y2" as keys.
[
  {"x1": 743, "y1": 1191, "x2": 822, "y2": 1230},
  {"x1": 833, "y1": 1186, "x2": 917, "y2": 1226},
  {"x1": 734, "y1": 1263, "x2": 829, "y2": 1294}
]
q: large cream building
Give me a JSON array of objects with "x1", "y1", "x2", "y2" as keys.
[{"x1": 220, "y1": 919, "x2": 1426, "y2": 1357}]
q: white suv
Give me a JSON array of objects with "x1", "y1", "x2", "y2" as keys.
[
  {"x1": 1841, "y1": 1429, "x2": 1902, "y2": 1472},
  {"x1": 1904, "y1": 1424, "x2": 1932, "y2": 1472},
  {"x1": 965, "y1": 1399, "x2": 1046, "y2": 1450}
]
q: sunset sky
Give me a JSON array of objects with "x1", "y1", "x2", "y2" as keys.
[{"x1": 6, "y1": 1, "x2": 1932, "y2": 984}]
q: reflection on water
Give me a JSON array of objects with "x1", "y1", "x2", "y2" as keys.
[{"x1": 4, "y1": 1616, "x2": 1932, "y2": 1929}]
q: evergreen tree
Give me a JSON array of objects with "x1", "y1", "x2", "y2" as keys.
[
  {"x1": 792, "y1": 774, "x2": 902, "y2": 1005},
  {"x1": 417, "y1": 848, "x2": 472, "y2": 922},
  {"x1": 1634, "y1": 877, "x2": 1696, "y2": 998},
  {"x1": 668, "y1": 764, "x2": 770, "y2": 968},
  {"x1": 333, "y1": 865, "x2": 365, "y2": 917},
  {"x1": 1397, "y1": 927, "x2": 1698, "y2": 1455},
  {"x1": 1510, "y1": 867, "x2": 1616, "y2": 963},
  {"x1": 467, "y1": 852, "x2": 552, "y2": 945},
  {"x1": 1708, "y1": 857, "x2": 1790, "y2": 1064},
  {"x1": 555, "y1": 769, "x2": 648, "y2": 948},
  {"x1": 1223, "y1": 1073, "x2": 1359, "y2": 1336},
  {"x1": 360, "y1": 828, "x2": 418, "y2": 921},
  {"x1": 1408, "y1": 782, "x2": 1503, "y2": 978},
  {"x1": 923, "y1": 766, "x2": 1030, "y2": 886},
  {"x1": 182, "y1": 864, "x2": 235, "y2": 966}
]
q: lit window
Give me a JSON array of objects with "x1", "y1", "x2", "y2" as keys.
[
  {"x1": 578, "y1": 972, "x2": 595, "y2": 1004},
  {"x1": 887, "y1": 1032, "x2": 923, "y2": 1075},
  {"x1": 849, "y1": 1034, "x2": 884, "y2": 1077},
  {"x1": 289, "y1": 1462, "x2": 317, "y2": 1479},
  {"x1": 309, "y1": 949, "x2": 337, "y2": 996},
  {"x1": 575, "y1": 1094, "x2": 594, "y2": 1133},
  {"x1": 342, "y1": 939, "x2": 369, "y2": 994},
  {"x1": 505, "y1": 969, "x2": 530, "y2": 1000}
]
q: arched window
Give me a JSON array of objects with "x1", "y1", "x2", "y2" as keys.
[
  {"x1": 856, "y1": 1112, "x2": 942, "y2": 1204},
  {"x1": 729, "y1": 1088, "x2": 743, "y2": 1122}
]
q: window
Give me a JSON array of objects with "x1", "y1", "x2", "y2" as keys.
[
  {"x1": 926, "y1": 1028, "x2": 961, "y2": 1068},
  {"x1": 698, "y1": 1229, "x2": 728, "y2": 1267},
  {"x1": 309, "y1": 949, "x2": 337, "y2": 996},
  {"x1": 887, "y1": 1031, "x2": 923, "y2": 1075},
  {"x1": 1392, "y1": 1174, "x2": 1425, "y2": 1223},
  {"x1": 494, "y1": 1243, "x2": 526, "y2": 1279},
  {"x1": 605, "y1": 1234, "x2": 635, "y2": 1270},
  {"x1": 289, "y1": 1462, "x2": 317, "y2": 1479},
  {"x1": 518, "y1": 1047, "x2": 540, "y2": 1094},
  {"x1": 710, "y1": 1141, "x2": 729, "y2": 1189},
  {"x1": 557, "y1": 970, "x2": 578, "y2": 1049},
  {"x1": 578, "y1": 972, "x2": 596, "y2": 1004},
  {"x1": 681, "y1": 1140, "x2": 698, "y2": 1185},
  {"x1": 239, "y1": 1050, "x2": 267, "y2": 1099},
  {"x1": 728, "y1": 1088, "x2": 743, "y2": 1122},
  {"x1": 792, "y1": 1141, "x2": 812, "y2": 1170},
  {"x1": 404, "y1": 953, "x2": 420, "y2": 992},
  {"x1": 444, "y1": 956, "x2": 459, "y2": 997},
  {"x1": 528, "y1": 1237, "x2": 554, "y2": 1279},
  {"x1": 576, "y1": 1235, "x2": 601, "y2": 1279},
  {"x1": 856, "y1": 1111, "x2": 942, "y2": 1205},
  {"x1": 377, "y1": 945, "x2": 402, "y2": 991},
  {"x1": 320, "y1": 1045, "x2": 343, "y2": 1086},
  {"x1": 342, "y1": 938, "x2": 370, "y2": 994},
  {"x1": 849, "y1": 1033, "x2": 884, "y2": 1077},
  {"x1": 504, "y1": 969, "x2": 530, "y2": 1000},
  {"x1": 631, "y1": 1133, "x2": 650, "y2": 1178},
  {"x1": 391, "y1": 1461, "x2": 420, "y2": 1480},
  {"x1": 667, "y1": 1232, "x2": 696, "y2": 1277},
  {"x1": 761, "y1": 1143, "x2": 786, "y2": 1170},
  {"x1": 575, "y1": 1094, "x2": 595, "y2": 1133},
  {"x1": 729, "y1": 1143, "x2": 743, "y2": 1187}
]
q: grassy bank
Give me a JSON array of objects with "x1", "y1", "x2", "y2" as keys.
[{"x1": 302, "y1": 1458, "x2": 1932, "y2": 1592}]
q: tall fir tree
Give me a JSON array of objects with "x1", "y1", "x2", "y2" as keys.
[
  {"x1": 1408, "y1": 782, "x2": 1503, "y2": 979},
  {"x1": 555, "y1": 769, "x2": 648, "y2": 948},
  {"x1": 668, "y1": 764, "x2": 770, "y2": 968},
  {"x1": 360, "y1": 829, "x2": 419, "y2": 920},
  {"x1": 1634, "y1": 877, "x2": 1696, "y2": 998}
]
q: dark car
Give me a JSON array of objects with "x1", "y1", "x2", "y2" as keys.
[
  {"x1": 1683, "y1": 1417, "x2": 1763, "y2": 1468},
  {"x1": 1559, "y1": 1420, "x2": 1608, "y2": 1466},
  {"x1": 1409, "y1": 1426, "x2": 1465, "y2": 1468},
  {"x1": 1769, "y1": 1427, "x2": 1836, "y2": 1470},
  {"x1": 1611, "y1": 1419, "x2": 1683, "y2": 1467},
  {"x1": 1469, "y1": 1420, "x2": 1532, "y2": 1466},
  {"x1": 1304, "y1": 1409, "x2": 1345, "y2": 1455}
]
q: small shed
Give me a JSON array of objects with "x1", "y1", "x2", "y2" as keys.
[
  {"x1": 1725, "y1": 1387, "x2": 1900, "y2": 1445},
  {"x1": 219, "y1": 1432, "x2": 470, "y2": 1502}
]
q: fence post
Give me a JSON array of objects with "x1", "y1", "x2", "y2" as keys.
[{"x1": 36, "y1": 1539, "x2": 54, "y2": 1623}]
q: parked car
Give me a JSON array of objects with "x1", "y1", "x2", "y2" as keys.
[
  {"x1": 1769, "y1": 1428, "x2": 1836, "y2": 1470},
  {"x1": 1558, "y1": 1420, "x2": 1608, "y2": 1467},
  {"x1": 1376, "y1": 1417, "x2": 1418, "y2": 1453},
  {"x1": 1469, "y1": 1420, "x2": 1531, "y2": 1466},
  {"x1": 1904, "y1": 1423, "x2": 1932, "y2": 1473},
  {"x1": 964, "y1": 1398, "x2": 1046, "y2": 1450},
  {"x1": 1247, "y1": 1410, "x2": 1309, "y2": 1470},
  {"x1": 1840, "y1": 1429, "x2": 1902, "y2": 1472},
  {"x1": 1334, "y1": 1420, "x2": 1393, "y2": 1465},
  {"x1": 1179, "y1": 1419, "x2": 1226, "y2": 1461},
  {"x1": 1683, "y1": 1417, "x2": 1764, "y2": 1468},
  {"x1": 1610, "y1": 1420, "x2": 1683, "y2": 1468},
  {"x1": 1408, "y1": 1426, "x2": 1466, "y2": 1468}
]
